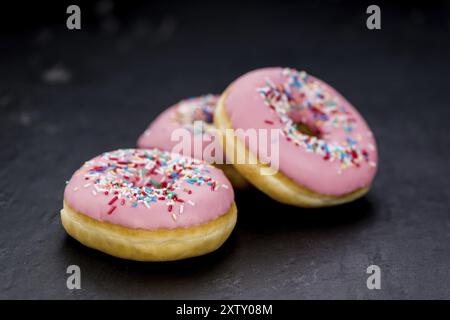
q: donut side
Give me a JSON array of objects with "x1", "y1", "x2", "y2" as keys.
[
  {"x1": 214, "y1": 92, "x2": 369, "y2": 207},
  {"x1": 61, "y1": 200, "x2": 237, "y2": 261}
]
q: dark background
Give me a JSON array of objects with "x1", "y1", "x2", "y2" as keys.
[{"x1": 0, "y1": 0, "x2": 449, "y2": 299}]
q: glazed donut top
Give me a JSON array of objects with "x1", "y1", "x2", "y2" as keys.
[
  {"x1": 224, "y1": 67, "x2": 378, "y2": 196},
  {"x1": 64, "y1": 149, "x2": 234, "y2": 230},
  {"x1": 137, "y1": 95, "x2": 223, "y2": 162}
]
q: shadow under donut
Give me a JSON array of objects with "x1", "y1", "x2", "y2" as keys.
[{"x1": 234, "y1": 187, "x2": 376, "y2": 234}]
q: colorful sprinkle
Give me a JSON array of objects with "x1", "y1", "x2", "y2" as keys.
[
  {"x1": 81, "y1": 149, "x2": 217, "y2": 215},
  {"x1": 257, "y1": 68, "x2": 372, "y2": 170},
  {"x1": 173, "y1": 94, "x2": 218, "y2": 135}
]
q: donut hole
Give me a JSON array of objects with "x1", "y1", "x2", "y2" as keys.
[
  {"x1": 192, "y1": 108, "x2": 214, "y2": 124},
  {"x1": 293, "y1": 122, "x2": 320, "y2": 137},
  {"x1": 124, "y1": 171, "x2": 168, "y2": 189},
  {"x1": 288, "y1": 110, "x2": 321, "y2": 138}
]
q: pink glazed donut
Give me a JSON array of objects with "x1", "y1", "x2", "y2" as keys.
[
  {"x1": 137, "y1": 94, "x2": 248, "y2": 188},
  {"x1": 61, "y1": 148, "x2": 237, "y2": 261},
  {"x1": 214, "y1": 67, "x2": 378, "y2": 207}
]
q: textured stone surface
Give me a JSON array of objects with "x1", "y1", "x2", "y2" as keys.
[{"x1": 0, "y1": 1, "x2": 449, "y2": 299}]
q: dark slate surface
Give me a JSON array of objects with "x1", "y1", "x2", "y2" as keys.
[{"x1": 0, "y1": 1, "x2": 449, "y2": 299}]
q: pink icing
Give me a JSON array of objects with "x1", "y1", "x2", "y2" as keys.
[
  {"x1": 224, "y1": 67, "x2": 378, "y2": 196},
  {"x1": 137, "y1": 95, "x2": 224, "y2": 163},
  {"x1": 64, "y1": 149, "x2": 234, "y2": 230}
]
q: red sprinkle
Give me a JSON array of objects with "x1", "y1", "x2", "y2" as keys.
[
  {"x1": 264, "y1": 120, "x2": 274, "y2": 125},
  {"x1": 108, "y1": 196, "x2": 118, "y2": 205},
  {"x1": 168, "y1": 205, "x2": 173, "y2": 212},
  {"x1": 107, "y1": 206, "x2": 117, "y2": 215}
]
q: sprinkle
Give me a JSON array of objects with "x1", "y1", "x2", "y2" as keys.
[
  {"x1": 76, "y1": 149, "x2": 219, "y2": 218},
  {"x1": 73, "y1": 187, "x2": 79, "y2": 192},
  {"x1": 256, "y1": 68, "x2": 372, "y2": 171},
  {"x1": 107, "y1": 206, "x2": 117, "y2": 215},
  {"x1": 173, "y1": 94, "x2": 218, "y2": 135},
  {"x1": 172, "y1": 213, "x2": 177, "y2": 221},
  {"x1": 221, "y1": 184, "x2": 229, "y2": 189},
  {"x1": 108, "y1": 196, "x2": 118, "y2": 205}
]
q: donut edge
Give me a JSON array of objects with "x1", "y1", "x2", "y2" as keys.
[
  {"x1": 214, "y1": 90, "x2": 370, "y2": 208},
  {"x1": 60, "y1": 201, "x2": 237, "y2": 261}
]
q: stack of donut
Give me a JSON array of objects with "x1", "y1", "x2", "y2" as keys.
[{"x1": 61, "y1": 67, "x2": 378, "y2": 261}]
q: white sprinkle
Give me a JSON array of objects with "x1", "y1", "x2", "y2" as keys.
[
  {"x1": 188, "y1": 200, "x2": 195, "y2": 206},
  {"x1": 144, "y1": 201, "x2": 151, "y2": 209},
  {"x1": 221, "y1": 184, "x2": 229, "y2": 189},
  {"x1": 369, "y1": 161, "x2": 377, "y2": 168},
  {"x1": 172, "y1": 213, "x2": 177, "y2": 221},
  {"x1": 92, "y1": 190, "x2": 97, "y2": 196},
  {"x1": 179, "y1": 205, "x2": 184, "y2": 214},
  {"x1": 368, "y1": 143, "x2": 375, "y2": 151},
  {"x1": 73, "y1": 187, "x2": 79, "y2": 192},
  {"x1": 83, "y1": 183, "x2": 91, "y2": 188}
]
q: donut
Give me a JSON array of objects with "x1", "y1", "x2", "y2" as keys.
[
  {"x1": 137, "y1": 94, "x2": 248, "y2": 188},
  {"x1": 61, "y1": 148, "x2": 237, "y2": 261},
  {"x1": 214, "y1": 67, "x2": 378, "y2": 207}
]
